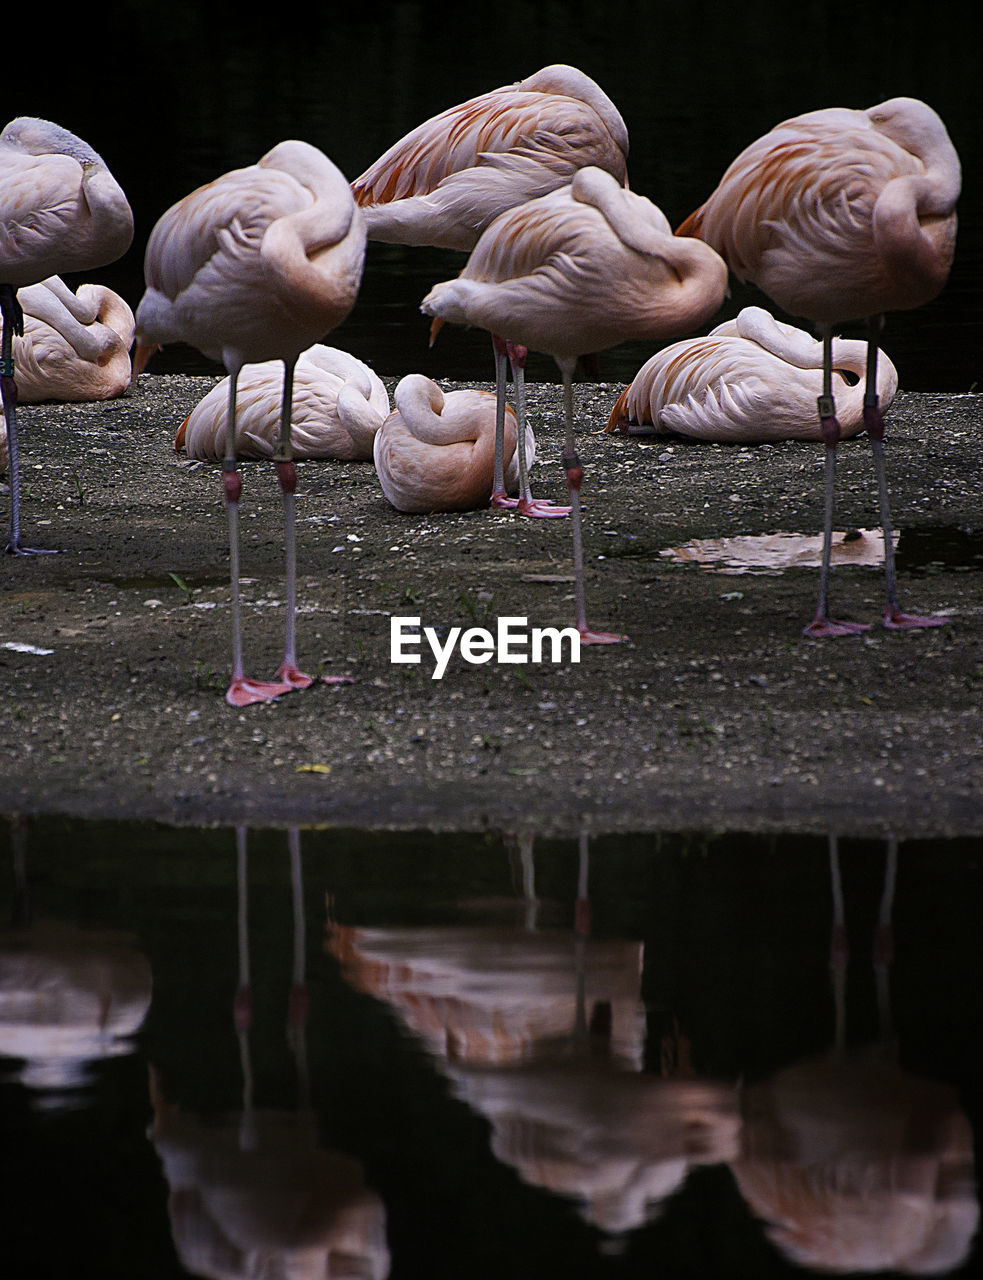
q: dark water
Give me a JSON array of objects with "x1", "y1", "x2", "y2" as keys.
[
  {"x1": 3, "y1": 815, "x2": 982, "y2": 1278},
  {"x1": 16, "y1": 0, "x2": 983, "y2": 391}
]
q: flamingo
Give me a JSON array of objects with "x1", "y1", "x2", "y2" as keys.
[
  {"x1": 422, "y1": 166, "x2": 728, "y2": 643},
  {"x1": 351, "y1": 63, "x2": 629, "y2": 251},
  {"x1": 0, "y1": 117, "x2": 133, "y2": 554},
  {"x1": 605, "y1": 306, "x2": 898, "y2": 442},
  {"x1": 675, "y1": 97, "x2": 961, "y2": 636},
  {"x1": 353, "y1": 62, "x2": 629, "y2": 519},
  {"x1": 373, "y1": 372, "x2": 535, "y2": 513},
  {"x1": 12, "y1": 277, "x2": 134, "y2": 403},
  {"x1": 133, "y1": 140, "x2": 366, "y2": 707},
  {"x1": 175, "y1": 344, "x2": 389, "y2": 462}
]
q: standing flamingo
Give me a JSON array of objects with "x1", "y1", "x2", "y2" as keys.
[
  {"x1": 352, "y1": 63, "x2": 629, "y2": 250},
  {"x1": 373, "y1": 373, "x2": 535, "y2": 513},
  {"x1": 605, "y1": 307, "x2": 898, "y2": 442},
  {"x1": 353, "y1": 63, "x2": 629, "y2": 518},
  {"x1": 676, "y1": 97, "x2": 960, "y2": 636},
  {"x1": 422, "y1": 166, "x2": 728, "y2": 643},
  {"x1": 12, "y1": 277, "x2": 134, "y2": 403},
  {"x1": 0, "y1": 117, "x2": 133, "y2": 554},
  {"x1": 133, "y1": 140, "x2": 366, "y2": 707}
]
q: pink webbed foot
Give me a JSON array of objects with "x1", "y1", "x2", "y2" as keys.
[
  {"x1": 882, "y1": 607, "x2": 949, "y2": 631},
  {"x1": 276, "y1": 660, "x2": 355, "y2": 690},
  {"x1": 578, "y1": 626, "x2": 625, "y2": 646},
  {"x1": 226, "y1": 675, "x2": 295, "y2": 707},
  {"x1": 802, "y1": 617, "x2": 872, "y2": 639},
  {"x1": 275, "y1": 661, "x2": 316, "y2": 691},
  {"x1": 490, "y1": 490, "x2": 520, "y2": 510},
  {"x1": 516, "y1": 496, "x2": 571, "y2": 519}
]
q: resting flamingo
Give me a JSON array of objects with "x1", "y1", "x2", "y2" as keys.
[
  {"x1": 605, "y1": 306, "x2": 898, "y2": 442},
  {"x1": 373, "y1": 373, "x2": 535, "y2": 513},
  {"x1": 176, "y1": 345, "x2": 389, "y2": 462},
  {"x1": 676, "y1": 97, "x2": 960, "y2": 636},
  {"x1": 0, "y1": 117, "x2": 133, "y2": 554},
  {"x1": 13, "y1": 277, "x2": 134, "y2": 403},
  {"x1": 422, "y1": 166, "x2": 728, "y2": 643},
  {"x1": 352, "y1": 63, "x2": 629, "y2": 250},
  {"x1": 354, "y1": 63, "x2": 629, "y2": 518},
  {"x1": 133, "y1": 140, "x2": 366, "y2": 707}
]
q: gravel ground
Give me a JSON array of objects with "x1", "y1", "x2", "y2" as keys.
[{"x1": 1, "y1": 374, "x2": 981, "y2": 838}]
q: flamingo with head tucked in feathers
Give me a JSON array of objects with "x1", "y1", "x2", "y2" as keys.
[
  {"x1": 133, "y1": 139, "x2": 366, "y2": 707},
  {"x1": 605, "y1": 307, "x2": 899, "y2": 443},
  {"x1": 175, "y1": 345, "x2": 389, "y2": 462},
  {"x1": 354, "y1": 63, "x2": 630, "y2": 519},
  {"x1": 675, "y1": 96, "x2": 960, "y2": 636},
  {"x1": 12, "y1": 276, "x2": 134, "y2": 404},
  {"x1": 0, "y1": 116, "x2": 133, "y2": 554},
  {"x1": 423, "y1": 165, "x2": 728, "y2": 643},
  {"x1": 373, "y1": 373, "x2": 535, "y2": 514}
]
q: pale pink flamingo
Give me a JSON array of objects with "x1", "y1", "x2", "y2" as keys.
[
  {"x1": 133, "y1": 140, "x2": 366, "y2": 707},
  {"x1": 352, "y1": 63, "x2": 629, "y2": 251},
  {"x1": 12, "y1": 277, "x2": 134, "y2": 403},
  {"x1": 0, "y1": 117, "x2": 133, "y2": 554},
  {"x1": 605, "y1": 306, "x2": 898, "y2": 442},
  {"x1": 175, "y1": 344, "x2": 389, "y2": 461},
  {"x1": 422, "y1": 166, "x2": 728, "y2": 643},
  {"x1": 676, "y1": 97, "x2": 960, "y2": 636},
  {"x1": 373, "y1": 372, "x2": 535, "y2": 514},
  {"x1": 354, "y1": 63, "x2": 629, "y2": 518}
]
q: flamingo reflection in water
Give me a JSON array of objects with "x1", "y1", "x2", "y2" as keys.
[
  {"x1": 148, "y1": 828, "x2": 391, "y2": 1280},
  {"x1": 0, "y1": 815, "x2": 152, "y2": 1106},
  {"x1": 328, "y1": 832, "x2": 740, "y2": 1236},
  {"x1": 729, "y1": 837, "x2": 978, "y2": 1274}
]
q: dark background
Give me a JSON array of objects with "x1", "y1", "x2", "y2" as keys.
[{"x1": 12, "y1": 0, "x2": 980, "y2": 388}]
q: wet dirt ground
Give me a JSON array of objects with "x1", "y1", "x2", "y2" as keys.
[{"x1": 1, "y1": 374, "x2": 981, "y2": 838}]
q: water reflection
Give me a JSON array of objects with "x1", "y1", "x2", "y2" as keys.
[
  {"x1": 730, "y1": 837, "x2": 978, "y2": 1273},
  {"x1": 148, "y1": 829, "x2": 390, "y2": 1280},
  {"x1": 1, "y1": 817, "x2": 979, "y2": 1277},
  {"x1": 0, "y1": 816, "x2": 152, "y2": 1106},
  {"x1": 660, "y1": 528, "x2": 892, "y2": 574},
  {"x1": 328, "y1": 834, "x2": 739, "y2": 1235}
]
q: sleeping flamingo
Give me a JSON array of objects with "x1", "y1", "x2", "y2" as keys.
[
  {"x1": 373, "y1": 373, "x2": 535, "y2": 514},
  {"x1": 605, "y1": 307, "x2": 898, "y2": 442},
  {"x1": 676, "y1": 97, "x2": 960, "y2": 636},
  {"x1": 0, "y1": 117, "x2": 133, "y2": 554},
  {"x1": 176, "y1": 345, "x2": 389, "y2": 462},
  {"x1": 353, "y1": 63, "x2": 629, "y2": 518},
  {"x1": 351, "y1": 63, "x2": 629, "y2": 250},
  {"x1": 133, "y1": 140, "x2": 366, "y2": 707},
  {"x1": 422, "y1": 166, "x2": 728, "y2": 643},
  {"x1": 13, "y1": 277, "x2": 134, "y2": 403}
]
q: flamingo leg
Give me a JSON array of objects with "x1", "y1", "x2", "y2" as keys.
[
  {"x1": 2, "y1": 285, "x2": 56, "y2": 556},
  {"x1": 557, "y1": 360, "x2": 623, "y2": 645},
  {"x1": 863, "y1": 317, "x2": 948, "y2": 631},
  {"x1": 509, "y1": 343, "x2": 569, "y2": 519},
  {"x1": 803, "y1": 324, "x2": 871, "y2": 638},
  {"x1": 489, "y1": 334, "x2": 516, "y2": 509},
  {"x1": 222, "y1": 366, "x2": 294, "y2": 707},
  {"x1": 272, "y1": 360, "x2": 352, "y2": 692}
]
